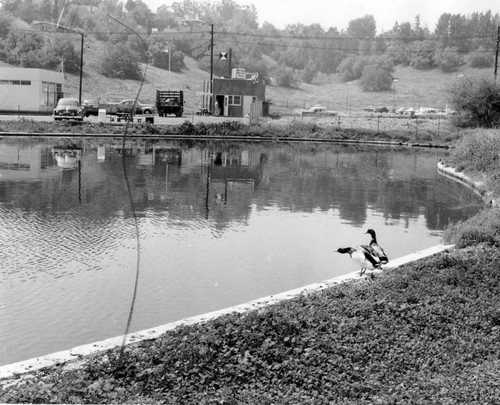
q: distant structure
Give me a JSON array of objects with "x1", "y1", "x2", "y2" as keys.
[
  {"x1": 208, "y1": 68, "x2": 267, "y2": 118},
  {"x1": 0, "y1": 67, "x2": 64, "y2": 113}
]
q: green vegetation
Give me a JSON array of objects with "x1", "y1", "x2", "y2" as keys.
[
  {"x1": 2, "y1": 3, "x2": 500, "y2": 401},
  {"x1": 1, "y1": 121, "x2": 500, "y2": 403},
  {"x1": 447, "y1": 78, "x2": 500, "y2": 127},
  {"x1": 1, "y1": 2, "x2": 499, "y2": 91},
  {"x1": 2, "y1": 243, "x2": 500, "y2": 403},
  {"x1": 0, "y1": 116, "x2": 456, "y2": 147},
  {"x1": 447, "y1": 129, "x2": 500, "y2": 195}
]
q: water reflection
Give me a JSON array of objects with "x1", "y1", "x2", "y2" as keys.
[{"x1": 0, "y1": 139, "x2": 482, "y2": 366}]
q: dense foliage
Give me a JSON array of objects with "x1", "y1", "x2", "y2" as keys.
[
  {"x1": 447, "y1": 78, "x2": 500, "y2": 127},
  {"x1": 1, "y1": 1, "x2": 499, "y2": 86},
  {"x1": 2, "y1": 243, "x2": 500, "y2": 403}
]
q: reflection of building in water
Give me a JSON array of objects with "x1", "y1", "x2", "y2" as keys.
[
  {"x1": 136, "y1": 146, "x2": 182, "y2": 166},
  {"x1": 0, "y1": 145, "x2": 53, "y2": 179},
  {"x1": 52, "y1": 149, "x2": 82, "y2": 169}
]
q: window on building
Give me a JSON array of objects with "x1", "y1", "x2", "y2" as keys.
[
  {"x1": 42, "y1": 82, "x2": 58, "y2": 108},
  {"x1": 228, "y1": 95, "x2": 241, "y2": 106},
  {"x1": 0, "y1": 80, "x2": 31, "y2": 85}
]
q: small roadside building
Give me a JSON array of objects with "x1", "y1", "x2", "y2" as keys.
[
  {"x1": 212, "y1": 68, "x2": 266, "y2": 118},
  {"x1": 0, "y1": 67, "x2": 64, "y2": 113}
]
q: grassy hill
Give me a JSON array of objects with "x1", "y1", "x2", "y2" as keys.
[{"x1": 56, "y1": 36, "x2": 494, "y2": 117}]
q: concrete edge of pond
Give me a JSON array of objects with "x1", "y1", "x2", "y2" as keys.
[
  {"x1": 0, "y1": 243, "x2": 454, "y2": 382},
  {"x1": 437, "y1": 161, "x2": 497, "y2": 207}
]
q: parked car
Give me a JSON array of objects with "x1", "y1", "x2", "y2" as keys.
[
  {"x1": 414, "y1": 107, "x2": 442, "y2": 118},
  {"x1": 302, "y1": 105, "x2": 338, "y2": 116},
  {"x1": 396, "y1": 107, "x2": 416, "y2": 117},
  {"x1": 53, "y1": 98, "x2": 83, "y2": 121},
  {"x1": 117, "y1": 99, "x2": 155, "y2": 115},
  {"x1": 81, "y1": 98, "x2": 103, "y2": 117},
  {"x1": 364, "y1": 106, "x2": 390, "y2": 114}
]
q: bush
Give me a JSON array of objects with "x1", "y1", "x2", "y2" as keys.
[
  {"x1": 447, "y1": 77, "x2": 500, "y2": 127},
  {"x1": 450, "y1": 129, "x2": 500, "y2": 172},
  {"x1": 97, "y1": 44, "x2": 142, "y2": 80},
  {"x1": 434, "y1": 47, "x2": 465, "y2": 72},
  {"x1": 468, "y1": 47, "x2": 494, "y2": 68},
  {"x1": 337, "y1": 55, "x2": 368, "y2": 82},
  {"x1": 359, "y1": 65, "x2": 393, "y2": 91},
  {"x1": 443, "y1": 208, "x2": 500, "y2": 247}
]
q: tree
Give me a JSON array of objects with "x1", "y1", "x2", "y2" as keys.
[
  {"x1": 301, "y1": 60, "x2": 318, "y2": 84},
  {"x1": 433, "y1": 46, "x2": 464, "y2": 72},
  {"x1": 337, "y1": 55, "x2": 368, "y2": 82},
  {"x1": 347, "y1": 15, "x2": 376, "y2": 38},
  {"x1": 272, "y1": 66, "x2": 298, "y2": 88},
  {"x1": 409, "y1": 40, "x2": 436, "y2": 70},
  {"x1": 98, "y1": 44, "x2": 142, "y2": 79},
  {"x1": 447, "y1": 77, "x2": 500, "y2": 127},
  {"x1": 359, "y1": 64, "x2": 393, "y2": 92}
]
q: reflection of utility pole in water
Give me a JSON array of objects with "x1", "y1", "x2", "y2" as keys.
[
  {"x1": 205, "y1": 155, "x2": 211, "y2": 220},
  {"x1": 78, "y1": 159, "x2": 81, "y2": 204}
]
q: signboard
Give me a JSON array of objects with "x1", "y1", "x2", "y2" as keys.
[{"x1": 232, "y1": 68, "x2": 245, "y2": 79}]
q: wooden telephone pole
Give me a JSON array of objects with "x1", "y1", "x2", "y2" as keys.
[{"x1": 495, "y1": 25, "x2": 500, "y2": 82}]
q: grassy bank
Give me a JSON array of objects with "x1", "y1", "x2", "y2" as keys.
[
  {"x1": 0, "y1": 115, "x2": 458, "y2": 147},
  {"x1": 1, "y1": 124, "x2": 500, "y2": 403}
]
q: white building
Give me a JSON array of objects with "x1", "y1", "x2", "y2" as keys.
[{"x1": 0, "y1": 67, "x2": 64, "y2": 113}]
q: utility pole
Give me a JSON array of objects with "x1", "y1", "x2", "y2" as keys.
[
  {"x1": 495, "y1": 25, "x2": 500, "y2": 82},
  {"x1": 78, "y1": 33, "x2": 84, "y2": 105},
  {"x1": 210, "y1": 24, "x2": 214, "y2": 113}
]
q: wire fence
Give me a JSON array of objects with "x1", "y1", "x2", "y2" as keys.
[{"x1": 268, "y1": 102, "x2": 463, "y2": 140}]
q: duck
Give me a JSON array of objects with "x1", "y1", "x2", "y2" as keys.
[
  {"x1": 337, "y1": 245, "x2": 382, "y2": 276},
  {"x1": 365, "y1": 228, "x2": 389, "y2": 265}
]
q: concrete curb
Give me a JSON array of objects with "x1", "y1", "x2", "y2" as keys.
[
  {"x1": 0, "y1": 243, "x2": 454, "y2": 382},
  {"x1": 437, "y1": 161, "x2": 496, "y2": 207}
]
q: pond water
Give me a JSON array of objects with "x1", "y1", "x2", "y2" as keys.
[{"x1": 0, "y1": 138, "x2": 482, "y2": 366}]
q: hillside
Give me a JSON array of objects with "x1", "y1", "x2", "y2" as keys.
[{"x1": 54, "y1": 35, "x2": 494, "y2": 116}]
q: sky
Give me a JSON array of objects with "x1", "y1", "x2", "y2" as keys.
[{"x1": 142, "y1": 0, "x2": 499, "y2": 33}]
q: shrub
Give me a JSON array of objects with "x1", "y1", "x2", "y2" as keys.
[
  {"x1": 97, "y1": 44, "x2": 142, "y2": 80},
  {"x1": 337, "y1": 55, "x2": 368, "y2": 82},
  {"x1": 359, "y1": 65, "x2": 393, "y2": 91},
  {"x1": 450, "y1": 129, "x2": 500, "y2": 172},
  {"x1": 443, "y1": 208, "x2": 500, "y2": 247},
  {"x1": 434, "y1": 47, "x2": 465, "y2": 72},
  {"x1": 468, "y1": 47, "x2": 494, "y2": 68},
  {"x1": 447, "y1": 77, "x2": 500, "y2": 127}
]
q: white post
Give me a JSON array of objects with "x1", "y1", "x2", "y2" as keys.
[{"x1": 165, "y1": 48, "x2": 171, "y2": 89}]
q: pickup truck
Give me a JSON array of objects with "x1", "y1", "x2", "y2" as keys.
[
  {"x1": 82, "y1": 99, "x2": 155, "y2": 117},
  {"x1": 114, "y1": 99, "x2": 155, "y2": 115},
  {"x1": 302, "y1": 106, "x2": 338, "y2": 116}
]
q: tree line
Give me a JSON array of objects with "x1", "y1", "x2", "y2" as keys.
[{"x1": 0, "y1": 0, "x2": 499, "y2": 91}]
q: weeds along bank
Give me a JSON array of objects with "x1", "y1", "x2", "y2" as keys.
[{"x1": 0, "y1": 116, "x2": 458, "y2": 145}]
